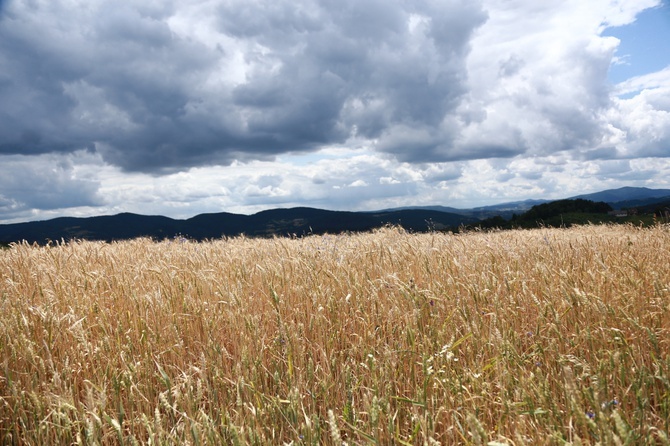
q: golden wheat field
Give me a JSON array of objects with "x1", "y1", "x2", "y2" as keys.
[{"x1": 0, "y1": 224, "x2": 669, "y2": 445}]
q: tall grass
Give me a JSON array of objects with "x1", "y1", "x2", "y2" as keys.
[{"x1": 0, "y1": 225, "x2": 668, "y2": 445}]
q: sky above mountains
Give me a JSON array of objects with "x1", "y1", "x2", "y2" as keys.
[{"x1": 1, "y1": 0, "x2": 669, "y2": 223}]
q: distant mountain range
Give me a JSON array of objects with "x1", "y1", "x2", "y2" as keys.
[
  {"x1": 375, "y1": 199, "x2": 550, "y2": 220},
  {"x1": 571, "y1": 186, "x2": 670, "y2": 203},
  {"x1": 0, "y1": 208, "x2": 479, "y2": 244},
  {"x1": 1, "y1": 186, "x2": 669, "y2": 244},
  {"x1": 381, "y1": 186, "x2": 670, "y2": 219}
]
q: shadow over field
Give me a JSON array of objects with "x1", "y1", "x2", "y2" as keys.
[{"x1": 1, "y1": 225, "x2": 668, "y2": 444}]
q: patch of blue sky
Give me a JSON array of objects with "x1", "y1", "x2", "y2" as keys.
[{"x1": 602, "y1": 1, "x2": 670, "y2": 85}]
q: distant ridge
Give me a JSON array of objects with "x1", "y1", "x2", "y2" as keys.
[
  {"x1": 0, "y1": 207, "x2": 478, "y2": 244},
  {"x1": 570, "y1": 186, "x2": 670, "y2": 203},
  {"x1": 1, "y1": 186, "x2": 669, "y2": 244},
  {"x1": 377, "y1": 187, "x2": 670, "y2": 218}
]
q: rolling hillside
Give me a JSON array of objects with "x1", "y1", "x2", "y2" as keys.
[
  {"x1": 0, "y1": 208, "x2": 478, "y2": 244},
  {"x1": 2, "y1": 186, "x2": 669, "y2": 244}
]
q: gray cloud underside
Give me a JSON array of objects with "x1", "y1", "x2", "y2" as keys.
[
  {"x1": 0, "y1": 0, "x2": 491, "y2": 172},
  {"x1": 1, "y1": 0, "x2": 668, "y2": 175}
]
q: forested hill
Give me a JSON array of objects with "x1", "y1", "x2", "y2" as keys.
[
  {"x1": 478, "y1": 197, "x2": 669, "y2": 229},
  {"x1": 519, "y1": 199, "x2": 612, "y2": 221},
  {"x1": 0, "y1": 207, "x2": 478, "y2": 244},
  {"x1": 2, "y1": 186, "x2": 670, "y2": 244}
]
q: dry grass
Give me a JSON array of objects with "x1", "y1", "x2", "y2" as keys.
[{"x1": 0, "y1": 225, "x2": 669, "y2": 445}]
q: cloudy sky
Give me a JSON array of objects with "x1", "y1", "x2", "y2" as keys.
[{"x1": 1, "y1": 0, "x2": 669, "y2": 223}]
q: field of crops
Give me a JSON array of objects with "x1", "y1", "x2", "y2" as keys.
[{"x1": 1, "y1": 225, "x2": 669, "y2": 445}]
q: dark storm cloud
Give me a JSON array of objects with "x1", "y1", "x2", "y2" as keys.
[{"x1": 0, "y1": 0, "x2": 488, "y2": 173}]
